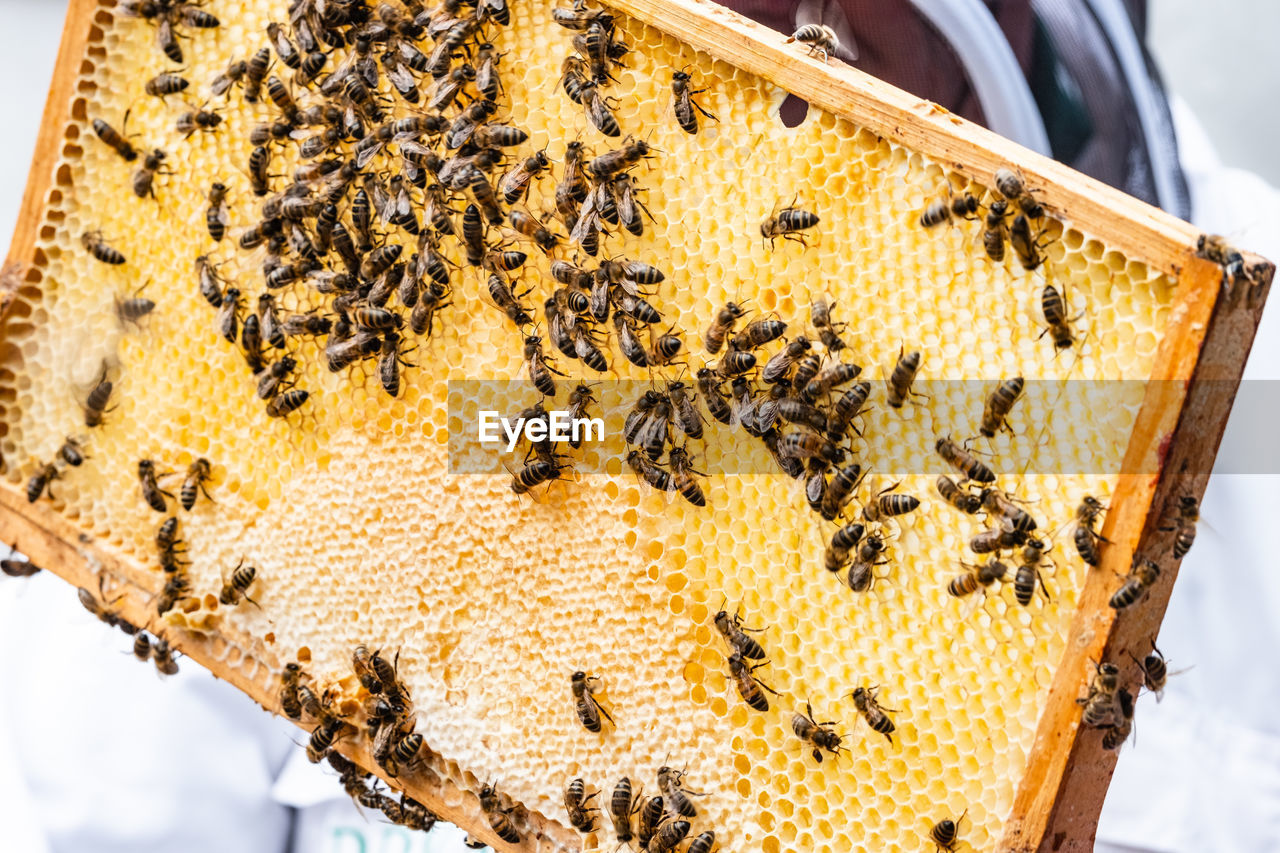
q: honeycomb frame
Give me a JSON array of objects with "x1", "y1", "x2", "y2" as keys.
[{"x1": 0, "y1": 0, "x2": 1272, "y2": 851}]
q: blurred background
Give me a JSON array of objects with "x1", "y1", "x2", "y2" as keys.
[{"x1": 0, "y1": 0, "x2": 1277, "y2": 851}]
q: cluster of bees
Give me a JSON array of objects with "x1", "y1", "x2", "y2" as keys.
[
  {"x1": 920, "y1": 169, "x2": 1080, "y2": 350},
  {"x1": 277, "y1": 647, "x2": 445, "y2": 836},
  {"x1": 554, "y1": 770, "x2": 717, "y2": 853},
  {"x1": 74, "y1": 575, "x2": 180, "y2": 676}
]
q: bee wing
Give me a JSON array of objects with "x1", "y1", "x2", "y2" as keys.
[{"x1": 569, "y1": 194, "x2": 602, "y2": 247}]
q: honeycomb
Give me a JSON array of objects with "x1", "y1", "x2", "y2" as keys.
[{"x1": 0, "y1": 0, "x2": 1177, "y2": 850}]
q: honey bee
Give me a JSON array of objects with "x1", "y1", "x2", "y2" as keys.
[
  {"x1": 935, "y1": 475, "x2": 982, "y2": 514},
  {"x1": 849, "y1": 685, "x2": 896, "y2": 742},
  {"x1": 92, "y1": 115, "x2": 138, "y2": 161},
  {"x1": 382, "y1": 728, "x2": 424, "y2": 777},
  {"x1": 714, "y1": 605, "x2": 766, "y2": 659},
  {"x1": 929, "y1": 811, "x2": 967, "y2": 852},
  {"x1": 210, "y1": 56, "x2": 248, "y2": 97},
  {"x1": 1078, "y1": 660, "x2": 1122, "y2": 728},
  {"x1": 824, "y1": 381, "x2": 871, "y2": 441},
  {"x1": 1014, "y1": 539, "x2": 1048, "y2": 606},
  {"x1": 822, "y1": 521, "x2": 865, "y2": 572},
  {"x1": 861, "y1": 482, "x2": 920, "y2": 523},
  {"x1": 804, "y1": 362, "x2": 863, "y2": 402},
  {"x1": 935, "y1": 437, "x2": 996, "y2": 484},
  {"x1": 647, "y1": 819, "x2": 691, "y2": 852},
  {"x1": 609, "y1": 173, "x2": 649, "y2": 236},
  {"x1": 1133, "y1": 641, "x2": 1172, "y2": 701},
  {"x1": 809, "y1": 300, "x2": 848, "y2": 353},
  {"x1": 1110, "y1": 558, "x2": 1160, "y2": 610},
  {"x1": 650, "y1": 328, "x2": 684, "y2": 366},
  {"x1": 571, "y1": 670, "x2": 614, "y2": 731},
  {"x1": 266, "y1": 389, "x2": 310, "y2": 419},
  {"x1": 132, "y1": 148, "x2": 167, "y2": 199},
  {"x1": 760, "y1": 201, "x2": 819, "y2": 248},
  {"x1": 980, "y1": 376, "x2": 1024, "y2": 437},
  {"x1": 585, "y1": 139, "x2": 652, "y2": 181},
  {"x1": 499, "y1": 149, "x2": 550, "y2": 205},
  {"x1": 777, "y1": 430, "x2": 842, "y2": 466},
  {"x1": 656, "y1": 766, "x2": 704, "y2": 819},
  {"x1": 508, "y1": 209, "x2": 559, "y2": 253},
  {"x1": 131, "y1": 631, "x2": 152, "y2": 663},
  {"x1": 219, "y1": 559, "x2": 258, "y2": 607},
  {"x1": 1010, "y1": 214, "x2": 1047, "y2": 271},
  {"x1": 152, "y1": 637, "x2": 179, "y2": 676},
  {"x1": 1167, "y1": 495, "x2": 1199, "y2": 559},
  {"x1": 792, "y1": 700, "x2": 845, "y2": 762},
  {"x1": 54, "y1": 435, "x2": 86, "y2": 468},
  {"x1": 137, "y1": 459, "x2": 172, "y2": 513},
  {"x1": 969, "y1": 518, "x2": 1028, "y2": 554},
  {"x1": 1072, "y1": 495, "x2": 1107, "y2": 566},
  {"x1": 686, "y1": 831, "x2": 717, "y2": 853},
  {"x1": 703, "y1": 301, "x2": 745, "y2": 354},
  {"x1": 518, "y1": 334, "x2": 561, "y2": 397},
  {"x1": 83, "y1": 363, "x2": 115, "y2": 428},
  {"x1": 510, "y1": 458, "x2": 562, "y2": 495},
  {"x1": 554, "y1": 0, "x2": 615, "y2": 30},
  {"x1": 819, "y1": 462, "x2": 864, "y2": 520},
  {"x1": 479, "y1": 784, "x2": 521, "y2": 843},
  {"x1": 564, "y1": 777, "x2": 600, "y2": 833},
  {"x1": 886, "y1": 349, "x2": 922, "y2": 408},
  {"x1": 994, "y1": 168, "x2": 1044, "y2": 219},
  {"x1": 727, "y1": 650, "x2": 776, "y2": 711},
  {"x1": 307, "y1": 717, "x2": 348, "y2": 764},
  {"x1": 379, "y1": 331, "x2": 414, "y2": 397},
  {"x1": 846, "y1": 534, "x2": 887, "y2": 592},
  {"x1": 947, "y1": 557, "x2": 1007, "y2": 598},
  {"x1": 1, "y1": 548, "x2": 41, "y2": 578},
  {"x1": 608, "y1": 777, "x2": 640, "y2": 844},
  {"x1": 256, "y1": 357, "x2": 297, "y2": 401},
  {"x1": 785, "y1": 23, "x2": 839, "y2": 61},
  {"x1": 280, "y1": 663, "x2": 303, "y2": 719},
  {"x1": 351, "y1": 644, "x2": 384, "y2": 695},
  {"x1": 578, "y1": 79, "x2": 621, "y2": 136},
  {"x1": 668, "y1": 446, "x2": 707, "y2": 507},
  {"x1": 155, "y1": 571, "x2": 191, "y2": 617},
  {"x1": 81, "y1": 230, "x2": 126, "y2": 265},
  {"x1": 761, "y1": 336, "x2": 811, "y2": 385},
  {"x1": 1196, "y1": 232, "x2": 1253, "y2": 293},
  {"x1": 26, "y1": 461, "x2": 59, "y2": 503},
  {"x1": 731, "y1": 317, "x2": 787, "y2": 351},
  {"x1": 625, "y1": 449, "x2": 668, "y2": 492},
  {"x1": 1102, "y1": 688, "x2": 1135, "y2": 750},
  {"x1": 202, "y1": 182, "x2": 231, "y2": 242},
  {"x1": 918, "y1": 190, "x2": 979, "y2": 229},
  {"x1": 672, "y1": 69, "x2": 716, "y2": 134},
  {"x1": 175, "y1": 106, "x2": 223, "y2": 136},
  {"x1": 981, "y1": 198, "x2": 1009, "y2": 262},
  {"x1": 637, "y1": 795, "x2": 665, "y2": 849},
  {"x1": 695, "y1": 368, "x2": 734, "y2": 425}
]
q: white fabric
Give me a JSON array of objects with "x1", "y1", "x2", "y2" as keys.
[
  {"x1": 907, "y1": 0, "x2": 1054, "y2": 156},
  {"x1": 0, "y1": 573, "x2": 296, "y2": 852},
  {"x1": 1095, "y1": 97, "x2": 1280, "y2": 853}
]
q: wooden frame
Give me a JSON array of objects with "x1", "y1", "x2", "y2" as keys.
[{"x1": 1, "y1": 0, "x2": 1271, "y2": 851}]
